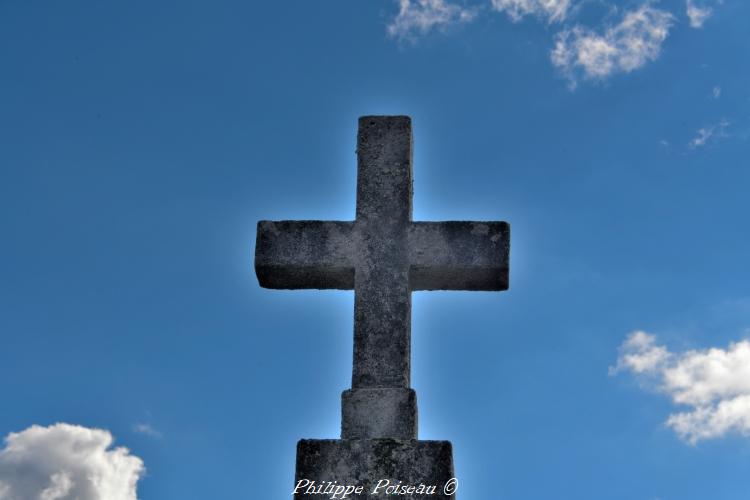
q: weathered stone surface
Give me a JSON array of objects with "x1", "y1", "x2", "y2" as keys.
[
  {"x1": 342, "y1": 388, "x2": 417, "y2": 440},
  {"x1": 408, "y1": 221, "x2": 509, "y2": 291},
  {"x1": 255, "y1": 116, "x2": 510, "y2": 394},
  {"x1": 255, "y1": 221, "x2": 354, "y2": 290},
  {"x1": 295, "y1": 439, "x2": 455, "y2": 500},
  {"x1": 254, "y1": 116, "x2": 511, "y2": 498}
]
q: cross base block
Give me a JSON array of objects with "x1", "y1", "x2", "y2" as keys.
[
  {"x1": 342, "y1": 388, "x2": 417, "y2": 440},
  {"x1": 294, "y1": 439, "x2": 455, "y2": 500}
]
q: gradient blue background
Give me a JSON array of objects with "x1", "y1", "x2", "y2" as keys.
[{"x1": 1, "y1": 0, "x2": 749, "y2": 498}]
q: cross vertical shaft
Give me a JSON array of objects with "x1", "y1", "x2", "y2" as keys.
[{"x1": 353, "y1": 116, "x2": 413, "y2": 389}]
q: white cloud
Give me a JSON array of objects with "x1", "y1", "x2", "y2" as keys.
[
  {"x1": 491, "y1": 0, "x2": 572, "y2": 23},
  {"x1": 686, "y1": 0, "x2": 712, "y2": 28},
  {"x1": 40, "y1": 473, "x2": 73, "y2": 500},
  {"x1": 712, "y1": 85, "x2": 721, "y2": 99},
  {"x1": 132, "y1": 423, "x2": 162, "y2": 439},
  {"x1": 0, "y1": 423, "x2": 145, "y2": 500},
  {"x1": 387, "y1": 0, "x2": 476, "y2": 40},
  {"x1": 690, "y1": 127, "x2": 712, "y2": 147},
  {"x1": 550, "y1": 4, "x2": 674, "y2": 86},
  {"x1": 610, "y1": 330, "x2": 672, "y2": 375},
  {"x1": 689, "y1": 119, "x2": 729, "y2": 148},
  {"x1": 612, "y1": 331, "x2": 750, "y2": 444}
]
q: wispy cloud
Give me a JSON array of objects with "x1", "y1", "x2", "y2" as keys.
[
  {"x1": 384, "y1": 0, "x2": 718, "y2": 89},
  {"x1": 133, "y1": 423, "x2": 163, "y2": 439},
  {"x1": 712, "y1": 85, "x2": 721, "y2": 99},
  {"x1": 491, "y1": 0, "x2": 572, "y2": 24},
  {"x1": 686, "y1": 0, "x2": 713, "y2": 28},
  {"x1": 0, "y1": 423, "x2": 145, "y2": 500},
  {"x1": 550, "y1": 4, "x2": 674, "y2": 87},
  {"x1": 689, "y1": 119, "x2": 729, "y2": 148},
  {"x1": 612, "y1": 331, "x2": 750, "y2": 444},
  {"x1": 387, "y1": 0, "x2": 476, "y2": 41}
]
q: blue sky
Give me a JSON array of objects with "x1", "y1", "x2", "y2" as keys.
[{"x1": 1, "y1": 0, "x2": 749, "y2": 499}]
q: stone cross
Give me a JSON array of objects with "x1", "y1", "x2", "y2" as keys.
[{"x1": 256, "y1": 116, "x2": 509, "y2": 442}]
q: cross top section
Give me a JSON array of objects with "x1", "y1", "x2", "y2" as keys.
[{"x1": 256, "y1": 116, "x2": 510, "y2": 394}]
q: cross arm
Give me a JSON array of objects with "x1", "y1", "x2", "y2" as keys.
[
  {"x1": 408, "y1": 221, "x2": 510, "y2": 291},
  {"x1": 255, "y1": 220, "x2": 355, "y2": 290}
]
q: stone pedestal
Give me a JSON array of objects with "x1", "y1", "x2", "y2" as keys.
[
  {"x1": 292, "y1": 389, "x2": 456, "y2": 499},
  {"x1": 294, "y1": 439, "x2": 455, "y2": 500}
]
